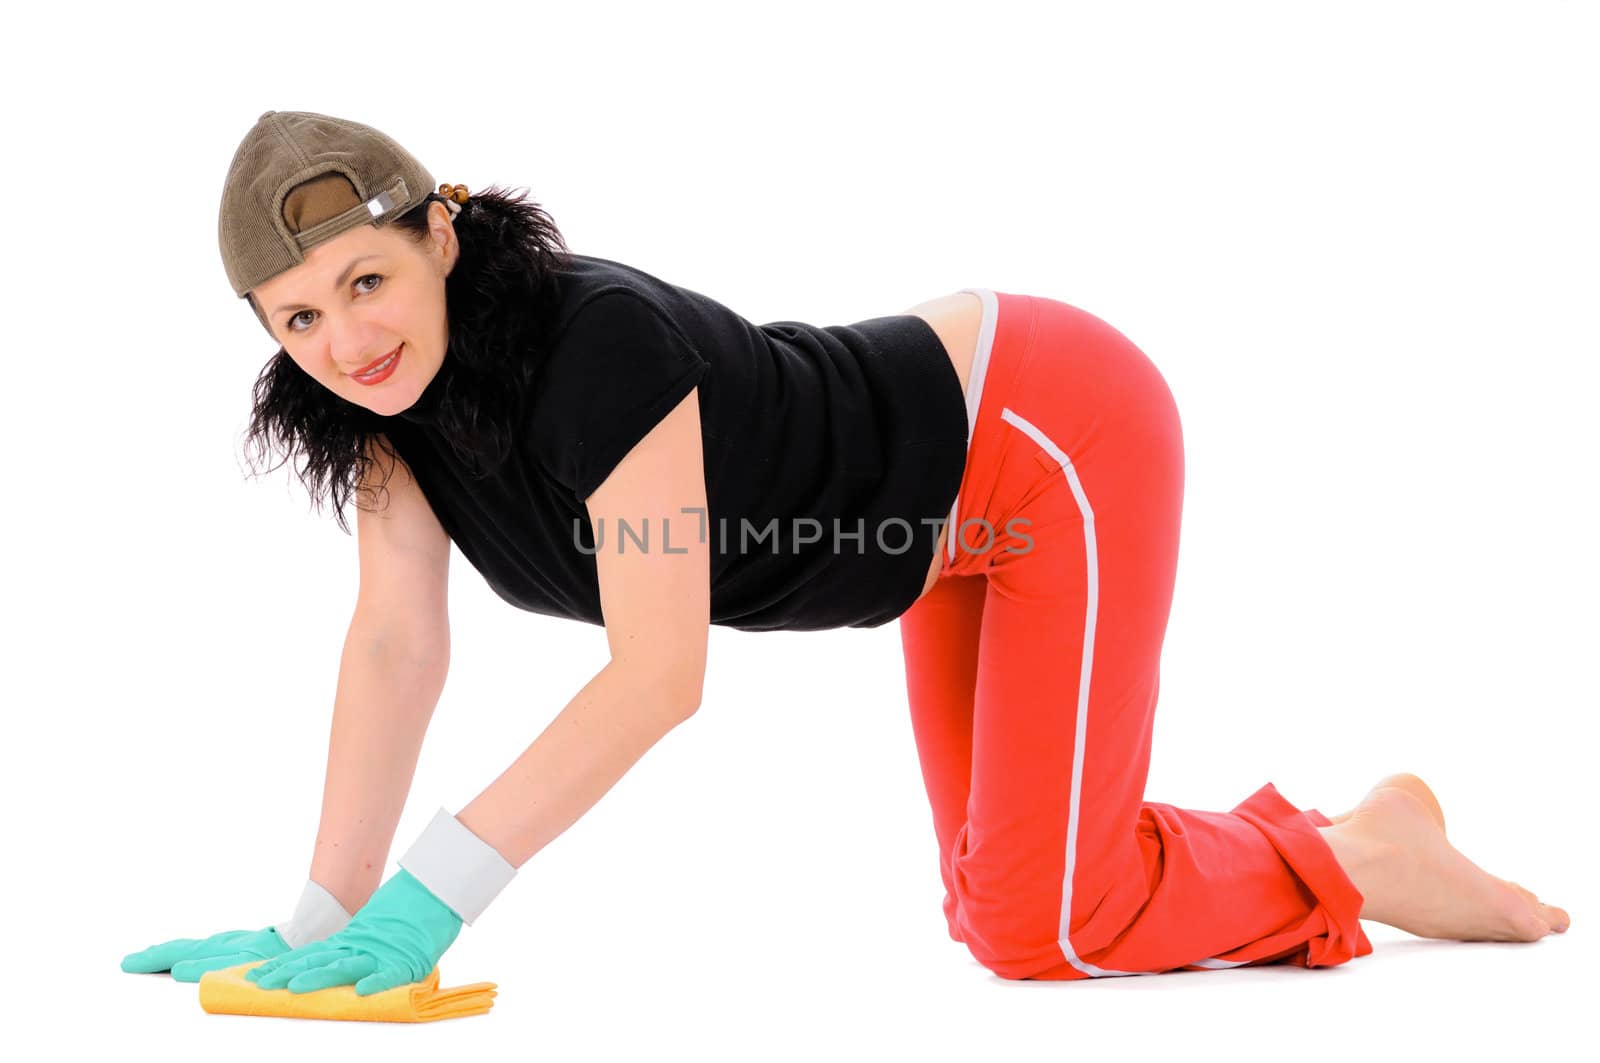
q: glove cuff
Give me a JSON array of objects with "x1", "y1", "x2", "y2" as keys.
[
  {"x1": 277, "y1": 878, "x2": 353, "y2": 949},
  {"x1": 397, "y1": 807, "x2": 517, "y2": 926}
]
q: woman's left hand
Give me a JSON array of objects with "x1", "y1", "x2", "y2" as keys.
[{"x1": 244, "y1": 869, "x2": 463, "y2": 995}]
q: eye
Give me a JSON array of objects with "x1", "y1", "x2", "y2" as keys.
[{"x1": 285, "y1": 274, "x2": 385, "y2": 333}]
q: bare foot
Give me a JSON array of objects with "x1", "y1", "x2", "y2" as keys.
[{"x1": 1318, "y1": 773, "x2": 1570, "y2": 942}]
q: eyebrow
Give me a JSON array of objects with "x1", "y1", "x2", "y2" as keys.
[{"x1": 270, "y1": 254, "x2": 384, "y2": 318}]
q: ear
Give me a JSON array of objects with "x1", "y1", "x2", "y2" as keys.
[{"x1": 427, "y1": 200, "x2": 459, "y2": 276}]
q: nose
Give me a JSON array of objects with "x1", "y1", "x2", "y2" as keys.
[{"x1": 327, "y1": 313, "x2": 383, "y2": 375}]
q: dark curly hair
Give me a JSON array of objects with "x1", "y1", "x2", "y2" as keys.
[{"x1": 240, "y1": 185, "x2": 574, "y2": 534}]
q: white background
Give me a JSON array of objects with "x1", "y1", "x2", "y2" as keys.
[{"x1": 4, "y1": 0, "x2": 1594, "y2": 1057}]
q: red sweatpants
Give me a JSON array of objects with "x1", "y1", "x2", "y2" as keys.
[{"x1": 898, "y1": 289, "x2": 1373, "y2": 980}]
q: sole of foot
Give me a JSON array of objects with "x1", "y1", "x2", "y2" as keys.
[{"x1": 1328, "y1": 772, "x2": 1446, "y2": 834}]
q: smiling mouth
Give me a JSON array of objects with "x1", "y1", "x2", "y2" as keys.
[{"x1": 351, "y1": 344, "x2": 402, "y2": 379}]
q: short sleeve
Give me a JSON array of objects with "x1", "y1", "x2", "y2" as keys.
[{"x1": 529, "y1": 289, "x2": 710, "y2": 503}]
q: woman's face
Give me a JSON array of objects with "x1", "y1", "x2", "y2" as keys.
[{"x1": 251, "y1": 202, "x2": 459, "y2": 416}]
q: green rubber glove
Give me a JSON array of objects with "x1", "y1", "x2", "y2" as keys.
[
  {"x1": 121, "y1": 879, "x2": 351, "y2": 982},
  {"x1": 245, "y1": 869, "x2": 463, "y2": 996},
  {"x1": 121, "y1": 926, "x2": 293, "y2": 982}
]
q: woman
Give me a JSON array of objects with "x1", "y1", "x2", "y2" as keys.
[{"x1": 122, "y1": 110, "x2": 1567, "y2": 995}]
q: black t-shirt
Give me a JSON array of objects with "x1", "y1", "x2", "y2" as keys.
[{"x1": 381, "y1": 253, "x2": 967, "y2": 632}]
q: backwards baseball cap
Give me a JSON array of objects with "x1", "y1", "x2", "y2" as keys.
[{"x1": 218, "y1": 110, "x2": 438, "y2": 337}]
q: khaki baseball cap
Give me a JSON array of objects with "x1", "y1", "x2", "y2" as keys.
[{"x1": 218, "y1": 110, "x2": 437, "y2": 337}]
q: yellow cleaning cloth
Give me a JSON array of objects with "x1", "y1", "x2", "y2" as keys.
[{"x1": 198, "y1": 960, "x2": 497, "y2": 1022}]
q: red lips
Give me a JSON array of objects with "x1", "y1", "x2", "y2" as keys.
[
  {"x1": 351, "y1": 344, "x2": 401, "y2": 376},
  {"x1": 349, "y1": 344, "x2": 403, "y2": 386}
]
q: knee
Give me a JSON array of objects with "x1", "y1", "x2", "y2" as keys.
[
  {"x1": 952, "y1": 871, "x2": 1152, "y2": 980},
  {"x1": 954, "y1": 912, "x2": 1077, "y2": 980}
]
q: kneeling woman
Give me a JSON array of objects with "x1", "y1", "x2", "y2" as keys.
[{"x1": 122, "y1": 110, "x2": 1568, "y2": 995}]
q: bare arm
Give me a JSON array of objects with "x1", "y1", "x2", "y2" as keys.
[
  {"x1": 455, "y1": 659, "x2": 695, "y2": 868},
  {"x1": 309, "y1": 434, "x2": 452, "y2": 913},
  {"x1": 309, "y1": 610, "x2": 447, "y2": 912},
  {"x1": 457, "y1": 389, "x2": 709, "y2": 866}
]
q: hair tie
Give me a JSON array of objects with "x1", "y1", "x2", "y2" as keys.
[{"x1": 438, "y1": 182, "x2": 470, "y2": 204}]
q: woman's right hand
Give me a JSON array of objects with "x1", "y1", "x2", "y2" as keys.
[{"x1": 121, "y1": 926, "x2": 293, "y2": 982}]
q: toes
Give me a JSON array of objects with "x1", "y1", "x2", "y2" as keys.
[
  {"x1": 1494, "y1": 881, "x2": 1557, "y2": 941},
  {"x1": 1504, "y1": 882, "x2": 1569, "y2": 931},
  {"x1": 1509, "y1": 909, "x2": 1552, "y2": 942},
  {"x1": 1538, "y1": 903, "x2": 1570, "y2": 933}
]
